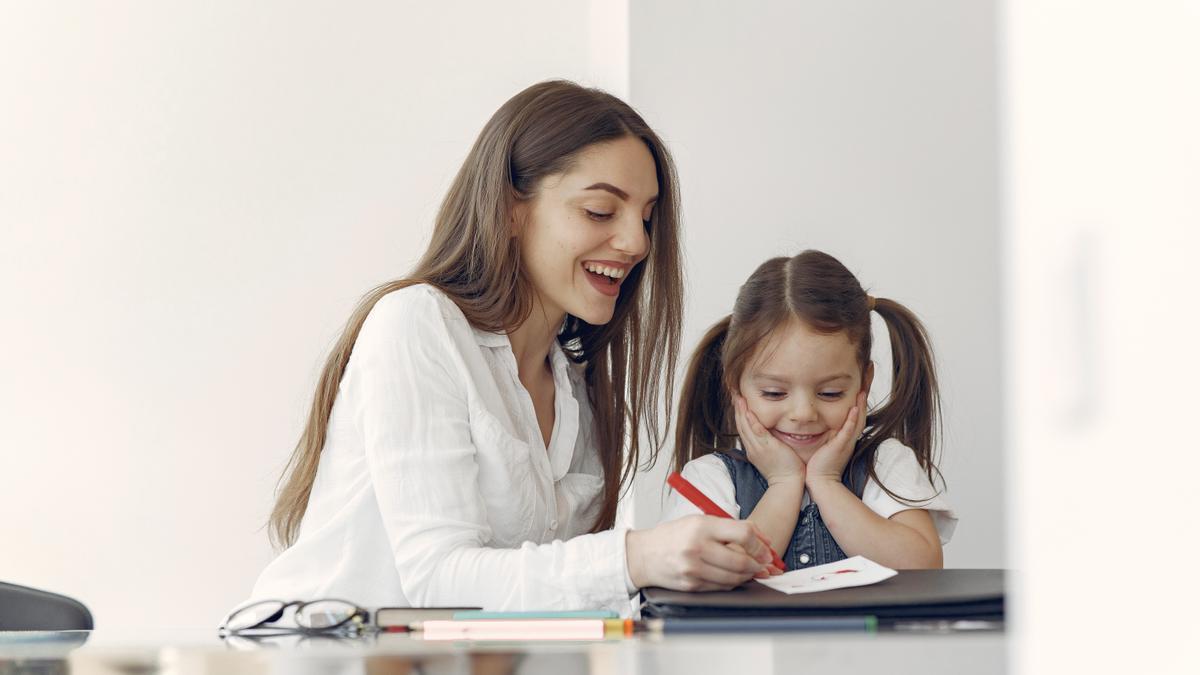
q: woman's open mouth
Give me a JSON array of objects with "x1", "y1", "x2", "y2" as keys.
[{"x1": 582, "y1": 262, "x2": 626, "y2": 297}]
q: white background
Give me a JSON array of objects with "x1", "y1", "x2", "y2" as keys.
[
  {"x1": 1, "y1": 0, "x2": 602, "y2": 641},
  {"x1": 3, "y1": 2, "x2": 1195, "y2": 670}
]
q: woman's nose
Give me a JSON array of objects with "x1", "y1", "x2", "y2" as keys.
[{"x1": 611, "y1": 213, "x2": 650, "y2": 260}]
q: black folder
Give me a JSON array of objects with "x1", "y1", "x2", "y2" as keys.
[{"x1": 641, "y1": 569, "x2": 1005, "y2": 622}]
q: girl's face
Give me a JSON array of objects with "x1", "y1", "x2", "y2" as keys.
[
  {"x1": 513, "y1": 135, "x2": 657, "y2": 326},
  {"x1": 736, "y1": 319, "x2": 873, "y2": 463}
]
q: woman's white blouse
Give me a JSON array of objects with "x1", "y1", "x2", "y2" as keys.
[
  {"x1": 245, "y1": 285, "x2": 632, "y2": 613},
  {"x1": 661, "y1": 438, "x2": 958, "y2": 544}
]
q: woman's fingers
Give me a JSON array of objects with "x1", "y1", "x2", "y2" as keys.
[
  {"x1": 731, "y1": 543, "x2": 778, "y2": 578},
  {"x1": 678, "y1": 559, "x2": 757, "y2": 591},
  {"x1": 700, "y1": 540, "x2": 768, "y2": 577},
  {"x1": 747, "y1": 521, "x2": 783, "y2": 564},
  {"x1": 705, "y1": 518, "x2": 773, "y2": 564},
  {"x1": 666, "y1": 519, "x2": 764, "y2": 590},
  {"x1": 645, "y1": 516, "x2": 788, "y2": 592}
]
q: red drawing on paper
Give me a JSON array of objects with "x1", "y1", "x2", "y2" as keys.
[{"x1": 813, "y1": 569, "x2": 859, "y2": 582}]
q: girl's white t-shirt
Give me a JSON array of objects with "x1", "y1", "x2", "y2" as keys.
[
  {"x1": 244, "y1": 284, "x2": 632, "y2": 614},
  {"x1": 661, "y1": 438, "x2": 958, "y2": 545}
]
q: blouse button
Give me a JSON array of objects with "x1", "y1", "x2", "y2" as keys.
[{"x1": 798, "y1": 553, "x2": 811, "y2": 564}]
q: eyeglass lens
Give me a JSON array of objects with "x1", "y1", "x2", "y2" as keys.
[
  {"x1": 296, "y1": 600, "x2": 359, "y2": 629},
  {"x1": 224, "y1": 600, "x2": 287, "y2": 631}
]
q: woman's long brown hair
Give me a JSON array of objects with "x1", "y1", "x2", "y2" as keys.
[
  {"x1": 674, "y1": 250, "x2": 943, "y2": 503},
  {"x1": 269, "y1": 80, "x2": 683, "y2": 548}
]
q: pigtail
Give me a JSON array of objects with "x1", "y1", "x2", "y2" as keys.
[
  {"x1": 673, "y1": 316, "x2": 737, "y2": 472},
  {"x1": 856, "y1": 297, "x2": 944, "y2": 499}
]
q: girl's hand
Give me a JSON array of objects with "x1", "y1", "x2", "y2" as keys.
[
  {"x1": 804, "y1": 391, "x2": 867, "y2": 487},
  {"x1": 626, "y1": 515, "x2": 781, "y2": 591},
  {"x1": 733, "y1": 392, "x2": 807, "y2": 487}
]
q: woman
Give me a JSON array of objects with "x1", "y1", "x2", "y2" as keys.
[{"x1": 245, "y1": 81, "x2": 779, "y2": 614}]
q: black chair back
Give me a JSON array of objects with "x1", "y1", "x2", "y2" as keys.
[{"x1": 0, "y1": 582, "x2": 93, "y2": 631}]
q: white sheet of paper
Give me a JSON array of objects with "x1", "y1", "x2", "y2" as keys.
[{"x1": 756, "y1": 555, "x2": 897, "y2": 594}]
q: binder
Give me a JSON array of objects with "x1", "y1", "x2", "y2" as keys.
[{"x1": 641, "y1": 569, "x2": 1004, "y2": 622}]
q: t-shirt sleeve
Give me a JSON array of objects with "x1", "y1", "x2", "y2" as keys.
[
  {"x1": 659, "y1": 454, "x2": 740, "y2": 522},
  {"x1": 861, "y1": 439, "x2": 958, "y2": 544}
]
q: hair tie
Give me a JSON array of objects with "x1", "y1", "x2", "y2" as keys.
[{"x1": 866, "y1": 295, "x2": 876, "y2": 312}]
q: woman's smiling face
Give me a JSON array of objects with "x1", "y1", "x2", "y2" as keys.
[
  {"x1": 737, "y1": 318, "x2": 873, "y2": 462},
  {"x1": 513, "y1": 135, "x2": 658, "y2": 326}
]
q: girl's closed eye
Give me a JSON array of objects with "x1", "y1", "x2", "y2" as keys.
[
  {"x1": 759, "y1": 390, "x2": 786, "y2": 400},
  {"x1": 818, "y1": 390, "x2": 845, "y2": 400}
]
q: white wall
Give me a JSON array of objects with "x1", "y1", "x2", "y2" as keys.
[
  {"x1": 627, "y1": 1, "x2": 1004, "y2": 568},
  {"x1": 0, "y1": 0, "x2": 608, "y2": 644},
  {"x1": 1005, "y1": 1, "x2": 1200, "y2": 671}
]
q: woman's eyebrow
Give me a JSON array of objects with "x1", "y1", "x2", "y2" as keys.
[{"x1": 584, "y1": 182, "x2": 658, "y2": 204}]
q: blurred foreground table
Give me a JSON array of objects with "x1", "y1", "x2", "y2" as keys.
[{"x1": 0, "y1": 626, "x2": 1004, "y2": 675}]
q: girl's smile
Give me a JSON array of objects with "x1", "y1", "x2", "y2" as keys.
[{"x1": 770, "y1": 428, "x2": 828, "y2": 450}]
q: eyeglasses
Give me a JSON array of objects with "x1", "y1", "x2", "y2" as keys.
[{"x1": 219, "y1": 598, "x2": 370, "y2": 637}]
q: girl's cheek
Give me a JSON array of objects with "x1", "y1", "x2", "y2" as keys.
[
  {"x1": 834, "y1": 403, "x2": 855, "y2": 425},
  {"x1": 753, "y1": 401, "x2": 783, "y2": 427}
]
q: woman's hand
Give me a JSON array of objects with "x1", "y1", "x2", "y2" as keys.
[
  {"x1": 626, "y1": 516, "x2": 781, "y2": 592},
  {"x1": 804, "y1": 392, "x2": 867, "y2": 487},
  {"x1": 733, "y1": 392, "x2": 806, "y2": 487}
]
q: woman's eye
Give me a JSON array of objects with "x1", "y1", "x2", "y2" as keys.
[
  {"x1": 760, "y1": 391, "x2": 785, "y2": 400},
  {"x1": 585, "y1": 209, "x2": 614, "y2": 222},
  {"x1": 818, "y1": 391, "x2": 845, "y2": 400}
]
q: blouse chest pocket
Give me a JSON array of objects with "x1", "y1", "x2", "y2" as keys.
[{"x1": 468, "y1": 407, "x2": 538, "y2": 545}]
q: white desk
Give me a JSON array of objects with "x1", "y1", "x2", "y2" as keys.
[{"x1": 3, "y1": 628, "x2": 1005, "y2": 675}]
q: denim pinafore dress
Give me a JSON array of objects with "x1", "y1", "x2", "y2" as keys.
[{"x1": 714, "y1": 449, "x2": 869, "y2": 569}]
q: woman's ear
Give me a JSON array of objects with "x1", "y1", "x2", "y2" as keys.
[{"x1": 509, "y1": 198, "x2": 529, "y2": 238}]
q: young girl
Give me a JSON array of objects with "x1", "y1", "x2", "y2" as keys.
[
  {"x1": 238, "y1": 81, "x2": 778, "y2": 619},
  {"x1": 663, "y1": 250, "x2": 956, "y2": 570}
]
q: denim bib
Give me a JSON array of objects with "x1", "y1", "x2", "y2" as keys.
[{"x1": 714, "y1": 449, "x2": 868, "y2": 570}]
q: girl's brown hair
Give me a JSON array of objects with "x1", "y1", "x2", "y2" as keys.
[
  {"x1": 674, "y1": 250, "x2": 942, "y2": 502},
  {"x1": 269, "y1": 80, "x2": 683, "y2": 548}
]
